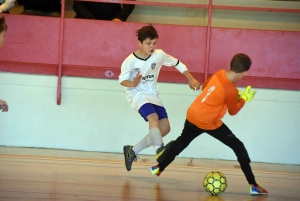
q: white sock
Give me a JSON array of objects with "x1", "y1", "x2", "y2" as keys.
[
  {"x1": 153, "y1": 145, "x2": 161, "y2": 151},
  {"x1": 132, "y1": 127, "x2": 163, "y2": 154},
  {"x1": 149, "y1": 127, "x2": 163, "y2": 152},
  {"x1": 132, "y1": 134, "x2": 152, "y2": 154}
]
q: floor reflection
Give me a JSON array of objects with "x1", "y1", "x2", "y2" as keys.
[
  {"x1": 153, "y1": 183, "x2": 167, "y2": 201},
  {"x1": 203, "y1": 195, "x2": 225, "y2": 201},
  {"x1": 247, "y1": 195, "x2": 268, "y2": 201},
  {"x1": 122, "y1": 180, "x2": 131, "y2": 200}
]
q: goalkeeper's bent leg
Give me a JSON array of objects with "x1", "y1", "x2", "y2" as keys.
[{"x1": 158, "y1": 120, "x2": 202, "y2": 171}]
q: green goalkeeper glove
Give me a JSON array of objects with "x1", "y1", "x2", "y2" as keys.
[{"x1": 240, "y1": 86, "x2": 256, "y2": 102}]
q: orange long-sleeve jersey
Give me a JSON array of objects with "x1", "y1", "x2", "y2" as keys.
[{"x1": 187, "y1": 70, "x2": 245, "y2": 130}]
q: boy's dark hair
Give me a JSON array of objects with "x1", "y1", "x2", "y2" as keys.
[
  {"x1": 230, "y1": 53, "x2": 252, "y2": 73},
  {"x1": 0, "y1": 16, "x2": 7, "y2": 33},
  {"x1": 136, "y1": 24, "x2": 158, "y2": 42}
]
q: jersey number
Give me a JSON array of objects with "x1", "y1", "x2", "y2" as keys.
[{"x1": 201, "y1": 86, "x2": 215, "y2": 103}]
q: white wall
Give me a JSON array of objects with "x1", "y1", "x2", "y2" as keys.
[{"x1": 1, "y1": 72, "x2": 299, "y2": 165}]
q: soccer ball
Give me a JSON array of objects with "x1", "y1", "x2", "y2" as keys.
[{"x1": 203, "y1": 171, "x2": 227, "y2": 196}]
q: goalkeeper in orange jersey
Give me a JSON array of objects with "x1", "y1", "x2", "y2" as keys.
[{"x1": 151, "y1": 53, "x2": 268, "y2": 195}]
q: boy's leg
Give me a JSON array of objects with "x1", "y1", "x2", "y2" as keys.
[
  {"x1": 206, "y1": 124, "x2": 256, "y2": 184},
  {"x1": 158, "y1": 118, "x2": 170, "y2": 137},
  {"x1": 124, "y1": 132, "x2": 154, "y2": 171},
  {"x1": 147, "y1": 104, "x2": 171, "y2": 151},
  {"x1": 124, "y1": 104, "x2": 169, "y2": 171},
  {"x1": 127, "y1": 117, "x2": 167, "y2": 171},
  {"x1": 131, "y1": 134, "x2": 151, "y2": 154},
  {"x1": 207, "y1": 123, "x2": 267, "y2": 194},
  {"x1": 155, "y1": 120, "x2": 203, "y2": 172},
  {"x1": 155, "y1": 117, "x2": 172, "y2": 161},
  {"x1": 136, "y1": 104, "x2": 170, "y2": 153},
  {"x1": 128, "y1": 118, "x2": 169, "y2": 154}
]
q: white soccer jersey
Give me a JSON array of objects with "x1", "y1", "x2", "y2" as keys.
[{"x1": 119, "y1": 49, "x2": 188, "y2": 111}]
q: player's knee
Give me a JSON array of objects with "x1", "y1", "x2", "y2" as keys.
[
  {"x1": 161, "y1": 126, "x2": 170, "y2": 137},
  {"x1": 230, "y1": 137, "x2": 245, "y2": 151},
  {"x1": 147, "y1": 114, "x2": 159, "y2": 126},
  {"x1": 147, "y1": 112, "x2": 159, "y2": 119}
]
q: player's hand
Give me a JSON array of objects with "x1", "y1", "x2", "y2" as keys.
[
  {"x1": 189, "y1": 78, "x2": 201, "y2": 91},
  {"x1": 132, "y1": 71, "x2": 142, "y2": 87},
  {"x1": 0, "y1": 99, "x2": 8, "y2": 112},
  {"x1": 240, "y1": 86, "x2": 256, "y2": 102}
]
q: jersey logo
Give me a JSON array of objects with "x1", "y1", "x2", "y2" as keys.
[{"x1": 151, "y1": 63, "x2": 156, "y2": 70}]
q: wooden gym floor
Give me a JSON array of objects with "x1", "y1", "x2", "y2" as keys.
[{"x1": 0, "y1": 146, "x2": 299, "y2": 201}]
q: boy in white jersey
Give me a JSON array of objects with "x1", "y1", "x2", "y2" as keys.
[
  {"x1": 0, "y1": 16, "x2": 8, "y2": 112},
  {"x1": 119, "y1": 25, "x2": 200, "y2": 171}
]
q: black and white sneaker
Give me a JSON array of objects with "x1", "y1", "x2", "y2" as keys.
[{"x1": 123, "y1": 145, "x2": 137, "y2": 171}]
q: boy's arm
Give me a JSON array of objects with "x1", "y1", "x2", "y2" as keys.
[
  {"x1": 227, "y1": 86, "x2": 256, "y2": 115},
  {"x1": 225, "y1": 89, "x2": 245, "y2": 115},
  {"x1": 183, "y1": 71, "x2": 201, "y2": 90},
  {"x1": 120, "y1": 73, "x2": 142, "y2": 87},
  {"x1": 159, "y1": 50, "x2": 200, "y2": 90},
  {"x1": 119, "y1": 57, "x2": 142, "y2": 87}
]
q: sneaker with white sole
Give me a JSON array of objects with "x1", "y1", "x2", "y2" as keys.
[
  {"x1": 249, "y1": 184, "x2": 268, "y2": 195},
  {"x1": 150, "y1": 166, "x2": 161, "y2": 176},
  {"x1": 123, "y1": 145, "x2": 137, "y2": 171}
]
